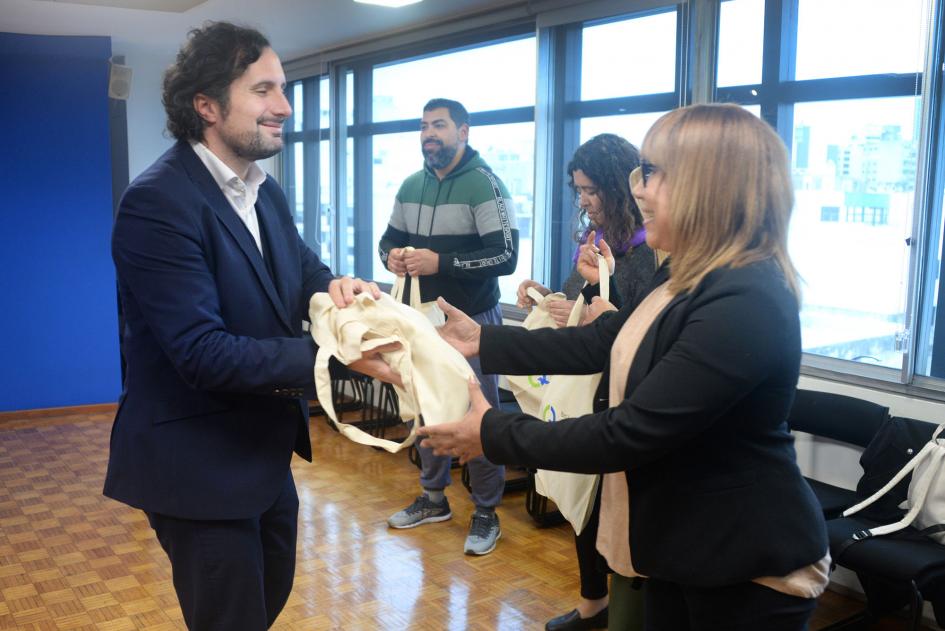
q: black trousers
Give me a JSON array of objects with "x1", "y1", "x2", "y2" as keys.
[
  {"x1": 146, "y1": 471, "x2": 299, "y2": 631},
  {"x1": 575, "y1": 486, "x2": 610, "y2": 599},
  {"x1": 644, "y1": 577, "x2": 817, "y2": 631}
]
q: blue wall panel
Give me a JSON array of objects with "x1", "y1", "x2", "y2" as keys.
[{"x1": 0, "y1": 32, "x2": 121, "y2": 410}]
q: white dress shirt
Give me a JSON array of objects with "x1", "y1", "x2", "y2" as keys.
[{"x1": 190, "y1": 141, "x2": 267, "y2": 256}]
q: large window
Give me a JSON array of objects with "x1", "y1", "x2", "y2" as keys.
[
  {"x1": 579, "y1": 112, "x2": 665, "y2": 148},
  {"x1": 580, "y1": 11, "x2": 677, "y2": 100},
  {"x1": 794, "y1": 0, "x2": 927, "y2": 81},
  {"x1": 717, "y1": 0, "x2": 763, "y2": 88},
  {"x1": 365, "y1": 35, "x2": 536, "y2": 303},
  {"x1": 372, "y1": 38, "x2": 535, "y2": 122},
  {"x1": 283, "y1": 76, "x2": 332, "y2": 265},
  {"x1": 535, "y1": 8, "x2": 681, "y2": 293},
  {"x1": 718, "y1": 0, "x2": 933, "y2": 382},
  {"x1": 283, "y1": 0, "x2": 945, "y2": 395},
  {"x1": 790, "y1": 98, "x2": 918, "y2": 368}
]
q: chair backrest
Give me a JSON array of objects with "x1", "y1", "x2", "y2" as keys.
[
  {"x1": 788, "y1": 389, "x2": 890, "y2": 448},
  {"x1": 855, "y1": 415, "x2": 940, "y2": 522}
]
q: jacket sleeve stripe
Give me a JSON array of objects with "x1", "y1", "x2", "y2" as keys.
[{"x1": 454, "y1": 167, "x2": 515, "y2": 270}]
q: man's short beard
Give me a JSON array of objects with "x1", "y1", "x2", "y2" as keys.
[
  {"x1": 231, "y1": 130, "x2": 283, "y2": 161},
  {"x1": 424, "y1": 143, "x2": 458, "y2": 170}
]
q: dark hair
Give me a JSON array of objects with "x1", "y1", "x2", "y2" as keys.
[
  {"x1": 423, "y1": 98, "x2": 469, "y2": 128},
  {"x1": 162, "y1": 21, "x2": 270, "y2": 142},
  {"x1": 568, "y1": 133, "x2": 643, "y2": 248}
]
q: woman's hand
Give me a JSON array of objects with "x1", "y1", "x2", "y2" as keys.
[
  {"x1": 576, "y1": 231, "x2": 616, "y2": 285},
  {"x1": 516, "y1": 279, "x2": 550, "y2": 310},
  {"x1": 581, "y1": 296, "x2": 617, "y2": 325},
  {"x1": 548, "y1": 299, "x2": 576, "y2": 328},
  {"x1": 417, "y1": 378, "x2": 490, "y2": 464},
  {"x1": 328, "y1": 277, "x2": 382, "y2": 308},
  {"x1": 348, "y1": 342, "x2": 403, "y2": 388},
  {"x1": 436, "y1": 297, "x2": 481, "y2": 357}
]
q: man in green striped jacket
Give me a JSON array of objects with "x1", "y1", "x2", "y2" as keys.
[{"x1": 379, "y1": 98, "x2": 518, "y2": 556}]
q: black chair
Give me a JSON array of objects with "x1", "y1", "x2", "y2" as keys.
[
  {"x1": 310, "y1": 361, "x2": 363, "y2": 423},
  {"x1": 313, "y1": 364, "x2": 403, "y2": 443},
  {"x1": 787, "y1": 389, "x2": 890, "y2": 519},
  {"x1": 823, "y1": 416, "x2": 945, "y2": 630},
  {"x1": 524, "y1": 469, "x2": 566, "y2": 527}
]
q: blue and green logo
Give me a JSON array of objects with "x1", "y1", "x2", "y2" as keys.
[
  {"x1": 527, "y1": 375, "x2": 550, "y2": 388},
  {"x1": 542, "y1": 404, "x2": 557, "y2": 422}
]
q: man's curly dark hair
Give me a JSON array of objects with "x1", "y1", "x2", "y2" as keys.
[
  {"x1": 162, "y1": 21, "x2": 270, "y2": 142},
  {"x1": 568, "y1": 133, "x2": 643, "y2": 248}
]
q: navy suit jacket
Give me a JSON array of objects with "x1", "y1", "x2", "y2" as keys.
[
  {"x1": 104, "y1": 141, "x2": 334, "y2": 520},
  {"x1": 479, "y1": 261, "x2": 828, "y2": 587}
]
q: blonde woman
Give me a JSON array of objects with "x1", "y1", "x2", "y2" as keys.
[{"x1": 420, "y1": 104, "x2": 829, "y2": 631}]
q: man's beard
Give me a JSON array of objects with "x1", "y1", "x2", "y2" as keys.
[
  {"x1": 423, "y1": 140, "x2": 458, "y2": 170},
  {"x1": 221, "y1": 118, "x2": 285, "y2": 162}
]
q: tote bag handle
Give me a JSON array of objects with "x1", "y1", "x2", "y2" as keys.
[
  {"x1": 566, "y1": 254, "x2": 610, "y2": 327},
  {"x1": 390, "y1": 247, "x2": 423, "y2": 312}
]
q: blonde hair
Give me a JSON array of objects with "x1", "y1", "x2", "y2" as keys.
[{"x1": 642, "y1": 104, "x2": 799, "y2": 299}]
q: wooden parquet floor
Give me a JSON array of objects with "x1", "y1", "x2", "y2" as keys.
[{"x1": 0, "y1": 406, "x2": 938, "y2": 630}]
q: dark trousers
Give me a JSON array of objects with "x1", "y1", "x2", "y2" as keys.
[
  {"x1": 146, "y1": 472, "x2": 299, "y2": 631},
  {"x1": 644, "y1": 577, "x2": 816, "y2": 631},
  {"x1": 575, "y1": 485, "x2": 609, "y2": 599}
]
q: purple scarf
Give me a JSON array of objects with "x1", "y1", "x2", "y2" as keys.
[{"x1": 572, "y1": 226, "x2": 647, "y2": 264}]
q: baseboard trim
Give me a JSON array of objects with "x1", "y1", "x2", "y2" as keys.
[{"x1": 0, "y1": 402, "x2": 118, "y2": 423}]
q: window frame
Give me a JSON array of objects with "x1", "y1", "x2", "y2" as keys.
[
  {"x1": 713, "y1": 0, "x2": 944, "y2": 396},
  {"x1": 279, "y1": 0, "x2": 945, "y2": 398}
]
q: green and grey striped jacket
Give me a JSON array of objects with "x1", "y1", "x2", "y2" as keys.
[{"x1": 378, "y1": 147, "x2": 519, "y2": 315}]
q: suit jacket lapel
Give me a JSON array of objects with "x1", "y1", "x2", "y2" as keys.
[
  {"x1": 255, "y1": 185, "x2": 294, "y2": 324},
  {"x1": 178, "y1": 143, "x2": 293, "y2": 332}
]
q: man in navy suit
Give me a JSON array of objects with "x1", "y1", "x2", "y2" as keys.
[{"x1": 104, "y1": 22, "x2": 394, "y2": 630}]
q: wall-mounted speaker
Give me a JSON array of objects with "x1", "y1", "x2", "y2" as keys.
[{"x1": 108, "y1": 62, "x2": 133, "y2": 100}]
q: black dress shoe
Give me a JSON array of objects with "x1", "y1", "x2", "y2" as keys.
[{"x1": 545, "y1": 606, "x2": 608, "y2": 631}]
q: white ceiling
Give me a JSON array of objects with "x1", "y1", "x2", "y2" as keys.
[{"x1": 2, "y1": 0, "x2": 523, "y2": 59}]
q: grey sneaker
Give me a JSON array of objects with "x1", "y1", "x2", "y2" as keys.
[
  {"x1": 464, "y1": 510, "x2": 501, "y2": 555},
  {"x1": 387, "y1": 495, "x2": 452, "y2": 529}
]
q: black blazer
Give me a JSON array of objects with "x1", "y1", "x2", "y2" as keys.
[
  {"x1": 104, "y1": 141, "x2": 334, "y2": 520},
  {"x1": 480, "y1": 260, "x2": 827, "y2": 587}
]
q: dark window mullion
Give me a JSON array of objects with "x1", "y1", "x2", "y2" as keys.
[
  {"x1": 565, "y1": 93, "x2": 679, "y2": 119},
  {"x1": 355, "y1": 106, "x2": 535, "y2": 137},
  {"x1": 283, "y1": 130, "x2": 320, "y2": 143},
  {"x1": 550, "y1": 24, "x2": 582, "y2": 293},
  {"x1": 719, "y1": 74, "x2": 925, "y2": 110},
  {"x1": 779, "y1": 74, "x2": 923, "y2": 102},
  {"x1": 353, "y1": 64, "x2": 373, "y2": 280},
  {"x1": 302, "y1": 77, "x2": 320, "y2": 251},
  {"x1": 675, "y1": 1, "x2": 690, "y2": 107},
  {"x1": 759, "y1": 0, "x2": 790, "y2": 131},
  {"x1": 922, "y1": 0, "x2": 945, "y2": 377},
  {"x1": 760, "y1": 0, "x2": 793, "y2": 143},
  {"x1": 282, "y1": 103, "x2": 297, "y2": 228}
]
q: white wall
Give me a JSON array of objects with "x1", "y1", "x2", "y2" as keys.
[
  {"x1": 120, "y1": 45, "x2": 277, "y2": 181},
  {"x1": 122, "y1": 45, "x2": 176, "y2": 179}
]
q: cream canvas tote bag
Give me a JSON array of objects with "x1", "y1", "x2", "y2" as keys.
[
  {"x1": 843, "y1": 422, "x2": 945, "y2": 544},
  {"x1": 508, "y1": 256, "x2": 609, "y2": 534},
  {"x1": 309, "y1": 291, "x2": 474, "y2": 453},
  {"x1": 390, "y1": 247, "x2": 446, "y2": 327}
]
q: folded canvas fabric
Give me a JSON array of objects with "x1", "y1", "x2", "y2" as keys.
[
  {"x1": 309, "y1": 291, "x2": 474, "y2": 452},
  {"x1": 507, "y1": 255, "x2": 609, "y2": 535}
]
